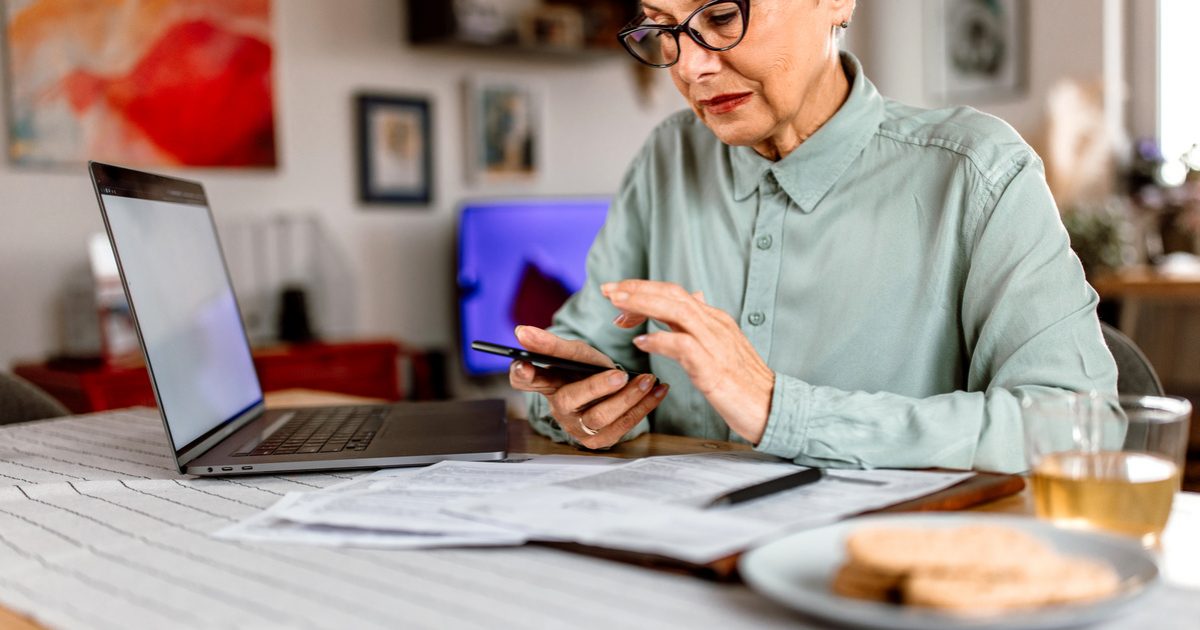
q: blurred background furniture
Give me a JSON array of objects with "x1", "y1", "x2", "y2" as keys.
[
  {"x1": 9, "y1": 339, "x2": 439, "y2": 414},
  {"x1": 1092, "y1": 267, "x2": 1200, "y2": 336},
  {"x1": 1100, "y1": 322, "x2": 1165, "y2": 396},
  {"x1": 0, "y1": 371, "x2": 69, "y2": 425}
]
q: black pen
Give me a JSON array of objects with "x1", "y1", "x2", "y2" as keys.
[{"x1": 705, "y1": 467, "x2": 823, "y2": 507}]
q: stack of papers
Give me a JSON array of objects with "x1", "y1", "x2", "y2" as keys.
[
  {"x1": 216, "y1": 456, "x2": 617, "y2": 548},
  {"x1": 217, "y1": 453, "x2": 972, "y2": 564}
]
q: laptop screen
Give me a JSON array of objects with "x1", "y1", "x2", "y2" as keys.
[{"x1": 93, "y1": 164, "x2": 262, "y2": 452}]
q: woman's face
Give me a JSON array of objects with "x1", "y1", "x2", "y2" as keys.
[{"x1": 643, "y1": 0, "x2": 850, "y2": 149}]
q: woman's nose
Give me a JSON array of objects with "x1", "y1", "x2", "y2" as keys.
[{"x1": 674, "y1": 35, "x2": 722, "y2": 82}]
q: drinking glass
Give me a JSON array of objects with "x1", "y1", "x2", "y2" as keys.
[{"x1": 1021, "y1": 392, "x2": 1191, "y2": 547}]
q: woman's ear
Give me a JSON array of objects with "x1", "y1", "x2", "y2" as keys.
[{"x1": 825, "y1": 0, "x2": 857, "y2": 28}]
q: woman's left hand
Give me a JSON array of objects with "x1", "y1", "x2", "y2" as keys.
[{"x1": 601, "y1": 280, "x2": 775, "y2": 444}]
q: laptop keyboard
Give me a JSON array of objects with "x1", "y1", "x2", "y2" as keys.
[{"x1": 235, "y1": 406, "x2": 387, "y2": 457}]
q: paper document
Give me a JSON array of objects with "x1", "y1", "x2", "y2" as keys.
[
  {"x1": 452, "y1": 486, "x2": 779, "y2": 562},
  {"x1": 554, "y1": 452, "x2": 803, "y2": 505},
  {"x1": 222, "y1": 451, "x2": 971, "y2": 565},
  {"x1": 450, "y1": 454, "x2": 973, "y2": 563},
  {"x1": 271, "y1": 460, "x2": 615, "y2": 535},
  {"x1": 215, "y1": 492, "x2": 528, "y2": 548}
]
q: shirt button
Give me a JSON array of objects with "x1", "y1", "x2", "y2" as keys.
[
  {"x1": 762, "y1": 173, "x2": 781, "y2": 195},
  {"x1": 748, "y1": 312, "x2": 766, "y2": 326},
  {"x1": 756, "y1": 235, "x2": 773, "y2": 250}
]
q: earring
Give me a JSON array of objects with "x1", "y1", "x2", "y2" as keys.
[{"x1": 840, "y1": 20, "x2": 850, "y2": 29}]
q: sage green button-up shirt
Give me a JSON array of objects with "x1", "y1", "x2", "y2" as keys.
[{"x1": 527, "y1": 53, "x2": 1117, "y2": 473}]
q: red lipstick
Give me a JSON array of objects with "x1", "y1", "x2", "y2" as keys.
[{"x1": 699, "y1": 92, "x2": 752, "y2": 115}]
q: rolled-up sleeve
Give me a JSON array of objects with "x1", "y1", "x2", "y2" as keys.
[{"x1": 754, "y1": 154, "x2": 1118, "y2": 473}]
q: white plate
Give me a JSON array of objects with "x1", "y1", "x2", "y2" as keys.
[{"x1": 739, "y1": 514, "x2": 1159, "y2": 630}]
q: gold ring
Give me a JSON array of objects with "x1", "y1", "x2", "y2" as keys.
[{"x1": 578, "y1": 415, "x2": 599, "y2": 436}]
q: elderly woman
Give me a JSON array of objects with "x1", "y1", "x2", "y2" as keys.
[{"x1": 508, "y1": 0, "x2": 1116, "y2": 473}]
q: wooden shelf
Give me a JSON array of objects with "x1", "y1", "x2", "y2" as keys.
[{"x1": 407, "y1": 0, "x2": 637, "y2": 60}]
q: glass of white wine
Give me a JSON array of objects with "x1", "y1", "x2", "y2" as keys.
[{"x1": 1021, "y1": 392, "x2": 1191, "y2": 547}]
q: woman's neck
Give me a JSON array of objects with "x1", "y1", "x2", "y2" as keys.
[{"x1": 752, "y1": 57, "x2": 851, "y2": 161}]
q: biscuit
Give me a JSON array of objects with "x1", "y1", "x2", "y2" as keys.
[
  {"x1": 903, "y1": 571, "x2": 1055, "y2": 612},
  {"x1": 903, "y1": 556, "x2": 1120, "y2": 613},
  {"x1": 830, "y1": 524, "x2": 1121, "y2": 614},
  {"x1": 844, "y1": 525, "x2": 1053, "y2": 578},
  {"x1": 1040, "y1": 557, "x2": 1121, "y2": 604},
  {"x1": 830, "y1": 563, "x2": 902, "y2": 603}
]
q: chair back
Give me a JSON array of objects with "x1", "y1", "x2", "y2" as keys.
[
  {"x1": 0, "y1": 372, "x2": 70, "y2": 425},
  {"x1": 1100, "y1": 323, "x2": 1165, "y2": 396}
]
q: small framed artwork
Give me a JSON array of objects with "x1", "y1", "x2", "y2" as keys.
[
  {"x1": 465, "y1": 76, "x2": 541, "y2": 184},
  {"x1": 356, "y1": 93, "x2": 433, "y2": 205},
  {"x1": 926, "y1": 0, "x2": 1029, "y2": 103}
]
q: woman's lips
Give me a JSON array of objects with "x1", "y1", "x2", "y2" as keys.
[{"x1": 699, "y1": 92, "x2": 753, "y2": 115}]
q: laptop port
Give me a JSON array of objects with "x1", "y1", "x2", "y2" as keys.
[
  {"x1": 242, "y1": 466, "x2": 253, "y2": 470},
  {"x1": 221, "y1": 467, "x2": 233, "y2": 471}
]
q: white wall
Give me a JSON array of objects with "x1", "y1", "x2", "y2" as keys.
[
  {"x1": 1127, "y1": 0, "x2": 1159, "y2": 142},
  {"x1": 0, "y1": 0, "x2": 1131, "y2": 380},
  {"x1": 0, "y1": 0, "x2": 684, "y2": 368},
  {"x1": 852, "y1": 0, "x2": 1118, "y2": 146}
]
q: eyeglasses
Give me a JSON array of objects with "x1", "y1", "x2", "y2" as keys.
[{"x1": 618, "y1": 0, "x2": 751, "y2": 69}]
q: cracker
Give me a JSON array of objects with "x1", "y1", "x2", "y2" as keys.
[
  {"x1": 830, "y1": 524, "x2": 1121, "y2": 615},
  {"x1": 831, "y1": 563, "x2": 902, "y2": 603},
  {"x1": 845, "y1": 525, "x2": 1053, "y2": 577},
  {"x1": 903, "y1": 556, "x2": 1120, "y2": 613}
]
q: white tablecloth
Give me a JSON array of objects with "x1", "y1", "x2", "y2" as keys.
[{"x1": 0, "y1": 409, "x2": 1193, "y2": 629}]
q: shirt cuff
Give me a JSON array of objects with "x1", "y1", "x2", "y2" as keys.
[
  {"x1": 526, "y1": 392, "x2": 577, "y2": 444},
  {"x1": 754, "y1": 373, "x2": 814, "y2": 460}
]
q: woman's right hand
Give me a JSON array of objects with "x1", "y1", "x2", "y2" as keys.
[{"x1": 509, "y1": 325, "x2": 668, "y2": 449}]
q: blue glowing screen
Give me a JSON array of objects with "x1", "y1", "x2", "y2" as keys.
[{"x1": 457, "y1": 198, "x2": 610, "y2": 376}]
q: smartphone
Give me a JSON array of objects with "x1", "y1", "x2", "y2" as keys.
[{"x1": 470, "y1": 340, "x2": 649, "y2": 380}]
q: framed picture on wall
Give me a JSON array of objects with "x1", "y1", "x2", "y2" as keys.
[
  {"x1": 465, "y1": 75, "x2": 541, "y2": 184},
  {"x1": 355, "y1": 93, "x2": 433, "y2": 205},
  {"x1": 926, "y1": 0, "x2": 1029, "y2": 103}
]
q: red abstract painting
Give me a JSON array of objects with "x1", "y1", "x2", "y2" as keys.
[{"x1": 4, "y1": 0, "x2": 277, "y2": 167}]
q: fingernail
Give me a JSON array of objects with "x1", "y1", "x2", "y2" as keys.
[
  {"x1": 514, "y1": 325, "x2": 524, "y2": 337},
  {"x1": 609, "y1": 371, "x2": 628, "y2": 387},
  {"x1": 633, "y1": 335, "x2": 648, "y2": 346},
  {"x1": 612, "y1": 313, "x2": 626, "y2": 325},
  {"x1": 654, "y1": 384, "x2": 668, "y2": 399},
  {"x1": 612, "y1": 291, "x2": 630, "y2": 303},
  {"x1": 601, "y1": 282, "x2": 615, "y2": 294},
  {"x1": 638, "y1": 375, "x2": 652, "y2": 392}
]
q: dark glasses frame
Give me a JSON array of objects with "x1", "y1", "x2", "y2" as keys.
[{"x1": 618, "y1": 0, "x2": 752, "y2": 69}]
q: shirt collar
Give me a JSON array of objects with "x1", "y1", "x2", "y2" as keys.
[{"x1": 730, "y1": 52, "x2": 885, "y2": 213}]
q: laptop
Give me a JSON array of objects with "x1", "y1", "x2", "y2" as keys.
[{"x1": 89, "y1": 161, "x2": 508, "y2": 476}]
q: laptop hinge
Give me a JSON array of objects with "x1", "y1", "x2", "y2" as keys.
[{"x1": 176, "y1": 402, "x2": 267, "y2": 467}]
